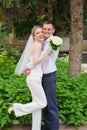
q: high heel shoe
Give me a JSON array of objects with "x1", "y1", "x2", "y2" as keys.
[{"x1": 8, "y1": 106, "x2": 14, "y2": 114}]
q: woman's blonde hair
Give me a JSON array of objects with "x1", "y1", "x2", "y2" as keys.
[{"x1": 31, "y1": 25, "x2": 42, "y2": 38}]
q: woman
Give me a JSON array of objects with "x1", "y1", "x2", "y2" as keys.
[{"x1": 8, "y1": 25, "x2": 52, "y2": 130}]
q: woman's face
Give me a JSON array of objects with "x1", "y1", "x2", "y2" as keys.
[{"x1": 34, "y1": 28, "x2": 44, "y2": 43}]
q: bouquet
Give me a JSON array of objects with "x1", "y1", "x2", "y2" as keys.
[{"x1": 49, "y1": 36, "x2": 63, "y2": 51}]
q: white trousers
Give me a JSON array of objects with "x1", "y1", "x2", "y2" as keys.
[{"x1": 13, "y1": 66, "x2": 47, "y2": 130}]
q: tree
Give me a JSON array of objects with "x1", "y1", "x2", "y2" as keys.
[
  {"x1": 68, "y1": 0, "x2": 83, "y2": 76},
  {"x1": 48, "y1": 0, "x2": 53, "y2": 20},
  {"x1": 38, "y1": 0, "x2": 44, "y2": 15}
]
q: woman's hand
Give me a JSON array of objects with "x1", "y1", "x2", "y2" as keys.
[
  {"x1": 23, "y1": 68, "x2": 31, "y2": 76},
  {"x1": 47, "y1": 48, "x2": 53, "y2": 55}
]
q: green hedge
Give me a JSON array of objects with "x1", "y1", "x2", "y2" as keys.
[
  {"x1": 0, "y1": 50, "x2": 87, "y2": 128},
  {"x1": 56, "y1": 57, "x2": 87, "y2": 126},
  {"x1": 0, "y1": 51, "x2": 32, "y2": 127}
]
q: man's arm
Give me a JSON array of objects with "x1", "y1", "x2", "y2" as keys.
[
  {"x1": 26, "y1": 61, "x2": 34, "y2": 69},
  {"x1": 23, "y1": 61, "x2": 34, "y2": 76}
]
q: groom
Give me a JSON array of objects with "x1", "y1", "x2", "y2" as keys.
[
  {"x1": 41, "y1": 20, "x2": 59, "y2": 130},
  {"x1": 24, "y1": 20, "x2": 60, "y2": 130}
]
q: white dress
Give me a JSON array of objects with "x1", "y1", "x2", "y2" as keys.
[{"x1": 13, "y1": 59, "x2": 47, "y2": 130}]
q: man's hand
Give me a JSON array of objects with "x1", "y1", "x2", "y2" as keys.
[{"x1": 23, "y1": 68, "x2": 31, "y2": 76}]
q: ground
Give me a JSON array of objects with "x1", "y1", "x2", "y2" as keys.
[{"x1": 2, "y1": 123, "x2": 87, "y2": 130}]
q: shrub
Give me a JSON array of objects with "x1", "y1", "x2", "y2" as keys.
[
  {"x1": 0, "y1": 50, "x2": 87, "y2": 127},
  {"x1": 56, "y1": 57, "x2": 87, "y2": 126},
  {"x1": 0, "y1": 50, "x2": 32, "y2": 128}
]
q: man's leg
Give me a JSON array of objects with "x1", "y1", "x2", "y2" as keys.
[{"x1": 42, "y1": 73, "x2": 59, "y2": 130}]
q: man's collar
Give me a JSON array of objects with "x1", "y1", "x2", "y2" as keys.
[{"x1": 45, "y1": 35, "x2": 53, "y2": 43}]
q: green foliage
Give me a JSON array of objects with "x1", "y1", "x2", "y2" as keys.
[
  {"x1": 56, "y1": 57, "x2": 87, "y2": 126},
  {"x1": 84, "y1": 0, "x2": 87, "y2": 19},
  {"x1": 0, "y1": 51, "x2": 15, "y2": 78},
  {"x1": 0, "y1": 41, "x2": 5, "y2": 50},
  {"x1": 0, "y1": 21, "x2": 11, "y2": 36},
  {"x1": 53, "y1": 0, "x2": 70, "y2": 36},
  {"x1": 0, "y1": 50, "x2": 87, "y2": 127},
  {"x1": 0, "y1": 0, "x2": 87, "y2": 38},
  {"x1": 0, "y1": 50, "x2": 32, "y2": 128},
  {"x1": 0, "y1": 40, "x2": 21, "y2": 62},
  {"x1": 14, "y1": 20, "x2": 34, "y2": 38},
  {"x1": 5, "y1": 47, "x2": 21, "y2": 63},
  {"x1": 0, "y1": 0, "x2": 21, "y2": 8}
]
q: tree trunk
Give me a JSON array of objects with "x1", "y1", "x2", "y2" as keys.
[
  {"x1": 48, "y1": 0, "x2": 53, "y2": 20},
  {"x1": 38, "y1": 0, "x2": 44, "y2": 15},
  {"x1": 0, "y1": 8, "x2": 6, "y2": 22},
  {"x1": 68, "y1": 0, "x2": 83, "y2": 76}
]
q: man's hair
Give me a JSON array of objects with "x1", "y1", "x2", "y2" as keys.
[{"x1": 43, "y1": 20, "x2": 55, "y2": 28}]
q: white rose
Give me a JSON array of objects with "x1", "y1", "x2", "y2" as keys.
[{"x1": 50, "y1": 36, "x2": 63, "y2": 46}]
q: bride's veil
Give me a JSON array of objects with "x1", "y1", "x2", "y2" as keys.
[{"x1": 15, "y1": 35, "x2": 34, "y2": 75}]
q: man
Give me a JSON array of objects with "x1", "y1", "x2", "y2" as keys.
[
  {"x1": 41, "y1": 20, "x2": 59, "y2": 130},
  {"x1": 24, "y1": 20, "x2": 60, "y2": 130}
]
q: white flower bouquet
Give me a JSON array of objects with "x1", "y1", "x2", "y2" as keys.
[{"x1": 49, "y1": 36, "x2": 63, "y2": 51}]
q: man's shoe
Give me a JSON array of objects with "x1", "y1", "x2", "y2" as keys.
[
  {"x1": 41, "y1": 126, "x2": 50, "y2": 130},
  {"x1": 41, "y1": 126, "x2": 46, "y2": 130}
]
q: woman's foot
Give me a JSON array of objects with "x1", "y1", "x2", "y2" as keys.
[{"x1": 8, "y1": 106, "x2": 14, "y2": 114}]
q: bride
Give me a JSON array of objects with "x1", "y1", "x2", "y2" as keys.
[{"x1": 8, "y1": 25, "x2": 52, "y2": 130}]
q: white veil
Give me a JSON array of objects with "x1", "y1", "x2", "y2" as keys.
[{"x1": 15, "y1": 35, "x2": 34, "y2": 75}]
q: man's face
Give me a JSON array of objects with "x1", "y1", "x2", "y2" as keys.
[{"x1": 42, "y1": 24, "x2": 55, "y2": 40}]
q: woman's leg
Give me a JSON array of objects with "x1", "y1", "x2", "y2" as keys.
[
  {"x1": 10, "y1": 76, "x2": 47, "y2": 117},
  {"x1": 32, "y1": 109, "x2": 41, "y2": 130},
  {"x1": 13, "y1": 102, "x2": 41, "y2": 117}
]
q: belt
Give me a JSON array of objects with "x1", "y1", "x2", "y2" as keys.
[{"x1": 43, "y1": 71, "x2": 56, "y2": 77}]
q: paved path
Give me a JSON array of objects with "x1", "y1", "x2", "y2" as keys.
[
  {"x1": 60, "y1": 123, "x2": 87, "y2": 130},
  {"x1": 2, "y1": 124, "x2": 87, "y2": 130}
]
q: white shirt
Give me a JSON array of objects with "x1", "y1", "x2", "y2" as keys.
[{"x1": 41, "y1": 35, "x2": 59, "y2": 74}]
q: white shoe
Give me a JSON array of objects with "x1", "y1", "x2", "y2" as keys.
[{"x1": 8, "y1": 106, "x2": 14, "y2": 114}]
